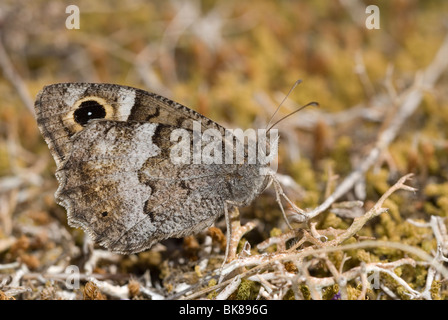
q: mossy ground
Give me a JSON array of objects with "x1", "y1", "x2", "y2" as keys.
[{"x1": 0, "y1": 0, "x2": 447, "y2": 300}]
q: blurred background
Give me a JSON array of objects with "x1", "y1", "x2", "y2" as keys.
[{"x1": 0, "y1": 0, "x2": 447, "y2": 299}]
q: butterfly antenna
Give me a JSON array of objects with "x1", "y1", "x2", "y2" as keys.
[
  {"x1": 265, "y1": 79, "x2": 302, "y2": 131},
  {"x1": 267, "y1": 101, "x2": 319, "y2": 133}
]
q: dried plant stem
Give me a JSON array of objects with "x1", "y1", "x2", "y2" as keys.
[
  {"x1": 407, "y1": 215, "x2": 448, "y2": 299},
  {"x1": 225, "y1": 206, "x2": 257, "y2": 263},
  {"x1": 186, "y1": 240, "x2": 447, "y2": 300},
  {"x1": 215, "y1": 275, "x2": 241, "y2": 300},
  {"x1": 257, "y1": 229, "x2": 301, "y2": 251},
  {"x1": 296, "y1": 258, "x2": 417, "y2": 298},
  {"x1": 292, "y1": 34, "x2": 448, "y2": 223},
  {"x1": 327, "y1": 173, "x2": 416, "y2": 245},
  {"x1": 358, "y1": 262, "x2": 369, "y2": 300},
  {"x1": 0, "y1": 32, "x2": 34, "y2": 114}
]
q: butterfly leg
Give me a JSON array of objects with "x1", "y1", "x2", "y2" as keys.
[{"x1": 268, "y1": 171, "x2": 306, "y2": 229}]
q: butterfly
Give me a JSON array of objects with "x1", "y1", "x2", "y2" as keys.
[{"x1": 35, "y1": 83, "x2": 280, "y2": 254}]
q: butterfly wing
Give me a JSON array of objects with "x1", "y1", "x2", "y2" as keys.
[
  {"x1": 35, "y1": 83, "x2": 225, "y2": 167},
  {"x1": 57, "y1": 120, "x2": 240, "y2": 253},
  {"x1": 35, "y1": 83, "x2": 269, "y2": 253}
]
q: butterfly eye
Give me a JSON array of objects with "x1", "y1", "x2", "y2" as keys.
[{"x1": 74, "y1": 100, "x2": 107, "y2": 126}]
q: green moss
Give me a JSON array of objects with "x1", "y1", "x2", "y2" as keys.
[
  {"x1": 319, "y1": 212, "x2": 349, "y2": 230},
  {"x1": 421, "y1": 239, "x2": 436, "y2": 253},
  {"x1": 400, "y1": 221, "x2": 427, "y2": 246},
  {"x1": 282, "y1": 289, "x2": 295, "y2": 300},
  {"x1": 207, "y1": 279, "x2": 218, "y2": 300},
  {"x1": 431, "y1": 280, "x2": 442, "y2": 300},
  {"x1": 329, "y1": 136, "x2": 353, "y2": 175},
  {"x1": 413, "y1": 266, "x2": 428, "y2": 288},
  {"x1": 288, "y1": 158, "x2": 320, "y2": 209},
  {"x1": 423, "y1": 202, "x2": 441, "y2": 217},
  {"x1": 236, "y1": 279, "x2": 257, "y2": 300},
  {"x1": 328, "y1": 251, "x2": 344, "y2": 271},
  {"x1": 423, "y1": 182, "x2": 448, "y2": 217},
  {"x1": 425, "y1": 183, "x2": 448, "y2": 197},
  {"x1": 327, "y1": 50, "x2": 364, "y2": 107},
  {"x1": 300, "y1": 191, "x2": 320, "y2": 210},
  {"x1": 270, "y1": 227, "x2": 283, "y2": 237},
  {"x1": 0, "y1": 145, "x2": 10, "y2": 176},
  {"x1": 383, "y1": 199, "x2": 402, "y2": 223},
  {"x1": 366, "y1": 169, "x2": 390, "y2": 197},
  {"x1": 2, "y1": 0, "x2": 448, "y2": 301},
  {"x1": 435, "y1": 197, "x2": 448, "y2": 217},
  {"x1": 395, "y1": 286, "x2": 411, "y2": 300},
  {"x1": 356, "y1": 249, "x2": 373, "y2": 264},
  {"x1": 299, "y1": 285, "x2": 311, "y2": 300},
  {"x1": 289, "y1": 158, "x2": 318, "y2": 192},
  {"x1": 322, "y1": 284, "x2": 339, "y2": 300},
  {"x1": 346, "y1": 285, "x2": 362, "y2": 300},
  {"x1": 379, "y1": 213, "x2": 400, "y2": 242}
]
